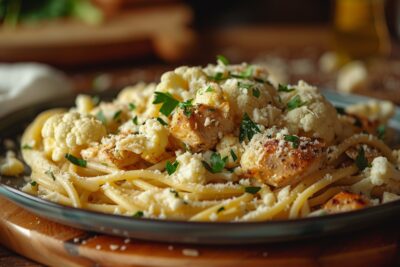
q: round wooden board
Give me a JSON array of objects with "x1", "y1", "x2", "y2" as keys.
[{"x1": 0, "y1": 197, "x2": 399, "y2": 267}]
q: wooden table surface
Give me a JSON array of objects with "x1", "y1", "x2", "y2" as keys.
[{"x1": 1, "y1": 25, "x2": 400, "y2": 266}]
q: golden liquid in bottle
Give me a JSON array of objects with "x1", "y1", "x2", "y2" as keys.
[{"x1": 334, "y1": 0, "x2": 391, "y2": 64}]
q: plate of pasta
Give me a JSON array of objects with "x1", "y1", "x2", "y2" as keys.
[{"x1": 1, "y1": 58, "x2": 400, "y2": 244}]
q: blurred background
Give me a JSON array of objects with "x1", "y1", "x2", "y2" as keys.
[{"x1": 1, "y1": 0, "x2": 400, "y2": 102}]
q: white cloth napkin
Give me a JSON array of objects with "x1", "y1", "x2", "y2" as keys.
[{"x1": 0, "y1": 63, "x2": 72, "y2": 118}]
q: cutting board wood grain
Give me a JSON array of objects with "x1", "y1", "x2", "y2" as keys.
[{"x1": 0, "y1": 197, "x2": 398, "y2": 267}]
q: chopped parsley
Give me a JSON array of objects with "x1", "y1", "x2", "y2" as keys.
[
  {"x1": 284, "y1": 135, "x2": 300, "y2": 149},
  {"x1": 178, "y1": 99, "x2": 194, "y2": 117},
  {"x1": 238, "y1": 81, "x2": 252, "y2": 90},
  {"x1": 231, "y1": 65, "x2": 254, "y2": 79},
  {"x1": 239, "y1": 113, "x2": 260, "y2": 142},
  {"x1": 245, "y1": 186, "x2": 261, "y2": 194},
  {"x1": 152, "y1": 92, "x2": 179, "y2": 116},
  {"x1": 157, "y1": 117, "x2": 168, "y2": 126},
  {"x1": 355, "y1": 147, "x2": 369, "y2": 171},
  {"x1": 65, "y1": 154, "x2": 87, "y2": 168},
  {"x1": 30, "y1": 181, "x2": 37, "y2": 187},
  {"x1": 166, "y1": 160, "x2": 179, "y2": 175},
  {"x1": 377, "y1": 125, "x2": 386, "y2": 140},
  {"x1": 96, "y1": 110, "x2": 106, "y2": 125},
  {"x1": 113, "y1": 110, "x2": 122, "y2": 121},
  {"x1": 132, "y1": 116, "x2": 138, "y2": 125},
  {"x1": 45, "y1": 170, "x2": 56, "y2": 181},
  {"x1": 287, "y1": 95, "x2": 307, "y2": 111},
  {"x1": 217, "y1": 206, "x2": 225, "y2": 213},
  {"x1": 202, "y1": 152, "x2": 228, "y2": 173},
  {"x1": 170, "y1": 189, "x2": 179, "y2": 198},
  {"x1": 217, "y1": 54, "x2": 229, "y2": 65},
  {"x1": 92, "y1": 95, "x2": 101, "y2": 106},
  {"x1": 128, "y1": 103, "x2": 136, "y2": 111},
  {"x1": 278, "y1": 84, "x2": 295, "y2": 92},
  {"x1": 335, "y1": 106, "x2": 346, "y2": 115},
  {"x1": 21, "y1": 144, "x2": 32, "y2": 150},
  {"x1": 209, "y1": 72, "x2": 226, "y2": 81},
  {"x1": 252, "y1": 88, "x2": 260, "y2": 98},
  {"x1": 205, "y1": 86, "x2": 214, "y2": 93},
  {"x1": 230, "y1": 149, "x2": 238, "y2": 161},
  {"x1": 132, "y1": 211, "x2": 144, "y2": 218}
]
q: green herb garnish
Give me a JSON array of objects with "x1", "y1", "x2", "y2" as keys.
[
  {"x1": 245, "y1": 186, "x2": 261, "y2": 194},
  {"x1": 157, "y1": 117, "x2": 168, "y2": 126},
  {"x1": 278, "y1": 84, "x2": 295, "y2": 92},
  {"x1": 284, "y1": 135, "x2": 300, "y2": 149},
  {"x1": 237, "y1": 81, "x2": 252, "y2": 90},
  {"x1": 252, "y1": 88, "x2": 260, "y2": 98},
  {"x1": 335, "y1": 106, "x2": 346, "y2": 115},
  {"x1": 21, "y1": 144, "x2": 32, "y2": 150},
  {"x1": 217, "y1": 206, "x2": 225, "y2": 213},
  {"x1": 30, "y1": 181, "x2": 37, "y2": 186},
  {"x1": 153, "y1": 92, "x2": 179, "y2": 116},
  {"x1": 132, "y1": 116, "x2": 138, "y2": 125},
  {"x1": 132, "y1": 211, "x2": 144, "y2": 218},
  {"x1": 230, "y1": 149, "x2": 238, "y2": 162},
  {"x1": 231, "y1": 66, "x2": 254, "y2": 79},
  {"x1": 205, "y1": 86, "x2": 214, "y2": 93},
  {"x1": 355, "y1": 147, "x2": 369, "y2": 171},
  {"x1": 128, "y1": 103, "x2": 136, "y2": 111},
  {"x1": 166, "y1": 160, "x2": 179, "y2": 175},
  {"x1": 96, "y1": 110, "x2": 106, "y2": 125},
  {"x1": 239, "y1": 113, "x2": 261, "y2": 142},
  {"x1": 170, "y1": 189, "x2": 179, "y2": 198},
  {"x1": 377, "y1": 125, "x2": 386, "y2": 140},
  {"x1": 202, "y1": 152, "x2": 228, "y2": 173},
  {"x1": 92, "y1": 95, "x2": 100, "y2": 106},
  {"x1": 209, "y1": 72, "x2": 226, "y2": 81},
  {"x1": 178, "y1": 99, "x2": 193, "y2": 117},
  {"x1": 65, "y1": 154, "x2": 87, "y2": 168},
  {"x1": 287, "y1": 95, "x2": 307, "y2": 111},
  {"x1": 217, "y1": 54, "x2": 229, "y2": 65},
  {"x1": 113, "y1": 110, "x2": 122, "y2": 121}
]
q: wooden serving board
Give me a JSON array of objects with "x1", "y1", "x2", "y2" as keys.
[{"x1": 0, "y1": 197, "x2": 399, "y2": 267}]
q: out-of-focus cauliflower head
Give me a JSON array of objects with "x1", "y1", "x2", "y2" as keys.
[
  {"x1": 282, "y1": 81, "x2": 342, "y2": 144},
  {"x1": 42, "y1": 112, "x2": 107, "y2": 162},
  {"x1": 0, "y1": 151, "x2": 24, "y2": 176}
]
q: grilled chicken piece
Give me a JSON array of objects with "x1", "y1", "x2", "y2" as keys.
[
  {"x1": 81, "y1": 141, "x2": 140, "y2": 168},
  {"x1": 241, "y1": 135, "x2": 325, "y2": 187},
  {"x1": 169, "y1": 104, "x2": 234, "y2": 152},
  {"x1": 323, "y1": 191, "x2": 368, "y2": 214}
]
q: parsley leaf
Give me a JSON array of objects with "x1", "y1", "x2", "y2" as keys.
[
  {"x1": 284, "y1": 135, "x2": 300, "y2": 149},
  {"x1": 21, "y1": 144, "x2": 32, "y2": 150},
  {"x1": 209, "y1": 72, "x2": 226, "y2": 81},
  {"x1": 217, "y1": 54, "x2": 229, "y2": 65},
  {"x1": 30, "y1": 181, "x2": 37, "y2": 187},
  {"x1": 245, "y1": 186, "x2": 261, "y2": 194},
  {"x1": 128, "y1": 103, "x2": 136, "y2": 111},
  {"x1": 153, "y1": 92, "x2": 179, "y2": 116},
  {"x1": 132, "y1": 116, "x2": 138, "y2": 125},
  {"x1": 170, "y1": 189, "x2": 179, "y2": 198},
  {"x1": 230, "y1": 149, "x2": 238, "y2": 161},
  {"x1": 205, "y1": 86, "x2": 214, "y2": 93},
  {"x1": 45, "y1": 170, "x2": 56, "y2": 181},
  {"x1": 202, "y1": 152, "x2": 228, "y2": 173},
  {"x1": 231, "y1": 66, "x2": 254, "y2": 79},
  {"x1": 239, "y1": 113, "x2": 260, "y2": 142},
  {"x1": 252, "y1": 88, "x2": 260, "y2": 98},
  {"x1": 377, "y1": 125, "x2": 386, "y2": 140},
  {"x1": 178, "y1": 99, "x2": 193, "y2": 117},
  {"x1": 92, "y1": 95, "x2": 100, "y2": 106},
  {"x1": 355, "y1": 147, "x2": 369, "y2": 171},
  {"x1": 113, "y1": 110, "x2": 122, "y2": 121},
  {"x1": 287, "y1": 95, "x2": 307, "y2": 111},
  {"x1": 166, "y1": 160, "x2": 179, "y2": 175},
  {"x1": 96, "y1": 110, "x2": 106, "y2": 125},
  {"x1": 237, "y1": 81, "x2": 252, "y2": 90},
  {"x1": 132, "y1": 211, "x2": 144, "y2": 218},
  {"x1": 217, "y1": 206, "x2": 225, "y2": 213},
  {"x1": 278, "y1": 84, "x2": 295, "y2": 92},
  {"x1": 65, "y1": 154, "x2": 87, "y2": 168},
  {"x1": 335, "y1": 106, "x2": 346, "y2": 115},
  {"x1": 157, "y1": 117, "x2": 168, "y2": 126}
]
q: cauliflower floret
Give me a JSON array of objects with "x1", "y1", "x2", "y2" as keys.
[
  {"x1": 252, "y1": 105, "x2": 283, "y2": 128},
  {"x1": 116, "y1": 118, "x2": 169, "y2": 163},
  {"x1": 216, "y1": 134, "x2": 244, "y2": 168},
  {"x1": 282, "y1": 80, "x2": 342, "y2": 144},
  {"x1": 337, "y1": 61, "x2": 368, "y2": 93},
  {"x1": 42, "y1": 112, "x2": 107, "y2": 162},
  {"x1": 91, "y1": 102, "x2": 129, "y2": 133},
  {"x1": 346, "y1": 100, "x2": 395, "y2": 124},
  {"x1": 370, "y1": 157, "x2": 399, "y2": 186},
  {"x1": 0, "y1": 151, "x2": 24, "y2": 176},
  {"x1": 171, "y1": 152, "x2": 207, "y2": 185},
  {"x1": 75, "y1": 94, "x2": 95, "y2": 114}
]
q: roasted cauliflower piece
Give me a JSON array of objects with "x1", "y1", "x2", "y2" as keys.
[
  {"x1": 0, "y1": 151, "x2": 24, "y2": 176},
  {"x1": 241, "y1": 132, "x2": 325, "y2": 187},
  {"x1": 170, "y1": 104, "x2": 234, "y2": 152},
  {"x1": 42, "y1": 112, "x2": 107, "y2": 162},
  {"x1": 323, "y1": 191, "x2": 368, "y2": 214}
]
